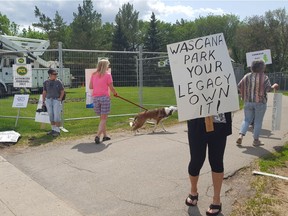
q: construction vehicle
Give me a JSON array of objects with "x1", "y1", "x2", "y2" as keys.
[{"x1": 0, "y1": 35, "x2": 71, "y2": 96}]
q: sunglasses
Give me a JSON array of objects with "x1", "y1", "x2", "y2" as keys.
[{"x1": 51, "y1": 73, "x2": 58, "y2": 75}]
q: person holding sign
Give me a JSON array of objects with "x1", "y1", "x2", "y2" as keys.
[
  {"x1": 42, "y1": 68, "x2": 65, "y2": 137},
  {"x1": 185, "y1": 112, "x2": 232, "y2": 216},
  {"x1": 89, "y1": 59, "x2": 118, "y2": 144},
  {"x1": 236, "y1": 60, "x2": 278, "y2": 146}
]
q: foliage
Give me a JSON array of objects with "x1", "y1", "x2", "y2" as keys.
[
  {"x1": 0, "y1": 3, "x2": 287, "y2": 72},
  {"x1": 111, "y1": 20, "x2": 129, "y2": 51},
  {"x1": 235, "y1": 8, "x2": 288, "y2": 72},
  {"x1": 33, "y1": 6, "x2": 70, "y2": 48},
  {"x1": 70, "y1": 0, "x2": 102, "y2": 49},
  {"x1": 21, "y1": 26, "x2": 48, "y2": 40},
  {"x1": 0, "y1": 12, "x2": 19, "y2": 35},
  {"x1": 115, "y1": 3, "x2": 139, "y2": 51},
  {"x1": 143, "y1": 12, "x2": 161, "y2": 52}
]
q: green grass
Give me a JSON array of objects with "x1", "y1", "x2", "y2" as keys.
[
  {"x1": 231, "y1": 143, "x2": 288, "y2": 216},
  {"x1": 259, "y1": 144, "x2": 288, "y2": 172},
  {"x1": 0, "y1": 87, "x2": 178, "y2": 146},
  {"x1": 1, "y1": 89, "x2": 287, "y2": 146}
]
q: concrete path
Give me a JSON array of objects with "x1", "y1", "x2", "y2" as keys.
[{"x1": 0, "y1": 93, "x2": 287, "y2": 216}]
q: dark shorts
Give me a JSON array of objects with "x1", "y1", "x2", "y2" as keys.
[{"x1": 93, "y1": 96, "x2": 111, "y2": 115}]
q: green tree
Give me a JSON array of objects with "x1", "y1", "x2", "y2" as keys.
[
  {"x1": 111, "y1": 3, "x2": 140, "y2": 86},
  {"x1": 235, "y1": 8, "x2": 288, "y2": 71},
  {"x1": 70, "y1": 0, "x2": 102, "y2": 49},
  {"x1": 143, "y1": 12, "x2": 161, "y2": 52},
  {"x1": 115, "y1": 3, "x2": 139, "y2": 51},
  {"x1": 0, "y1": 12, "x2": 19, "y2": 35},
  {"x1": 33, "y1": 6, "x2": 69, "y2": 48},
  {"x1": 97, "y1": 22, "x2": 114, "y2": 50},
  {"x1": 112, "y1": 20, "x2": 129, "y2": 51},
  {"x1": 21, "y1": 26, "x2": 48, "y2": 40}
]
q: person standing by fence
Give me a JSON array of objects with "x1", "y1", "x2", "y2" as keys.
[
  {"x1": 42, "y1": 68, "x2": 65, "y2": 137},
  {"x1": 236, "y1": 59, "x2": 278, "y2": 146},
  {"x1": 89, "y1": 59, "x2": 118, "y2": 144}
]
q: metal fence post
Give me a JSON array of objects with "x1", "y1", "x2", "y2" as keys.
[
  {"x1": 58, "y1": 42, "x2": 63, "y2": 79},
  {"x1": 138, "y1": 45, "x2": 143, "y2": 111},
  {"x1": 58, "y1": 42, "x2": 65, "y2": 129}
]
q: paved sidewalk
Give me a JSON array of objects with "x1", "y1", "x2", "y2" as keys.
[{"x1": 0, "y1": 93, "x2": 287, "y2": 216}]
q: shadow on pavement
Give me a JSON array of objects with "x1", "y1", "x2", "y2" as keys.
[
  {"x1": 146, "y1": 131, "x2": 177, "y2": 135},
  {"x1": 187, "y1": 205, "x2": 203, "y2": 216},
  {"x1": 237, "y1": 145, "x2": 273, "y2": 157},
  {"x1": 71, "y1": 142, "x2": 112, "y2": 154}
]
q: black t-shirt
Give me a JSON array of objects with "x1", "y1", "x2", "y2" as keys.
[{"x1": 43, "y1": 79, "x2": 64, "y2": 99}]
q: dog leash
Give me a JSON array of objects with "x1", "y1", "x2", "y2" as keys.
[{"x1": 115, "y1": 95, "x2": 148, "y2": 111}]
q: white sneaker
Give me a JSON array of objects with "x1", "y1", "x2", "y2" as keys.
[{"x1": 253, "y1": 140, "x2": 264, "y2": 147}]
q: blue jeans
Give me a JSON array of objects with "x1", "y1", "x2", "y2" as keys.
[
  {"x1": 45, "y1": 98, "x2": 62, "y2": 123},
  {"x1": 239, "y1": 102, "x2": 267, "y2": 140}
]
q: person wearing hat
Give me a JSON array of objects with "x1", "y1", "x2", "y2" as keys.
[{"x1": 42, "y1": 68, "x2": 65, "y2": 137}]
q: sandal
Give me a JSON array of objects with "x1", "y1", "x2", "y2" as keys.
[
  {"x1": 236, "y1": 138, "x2": 242, "y2": 145},
  {"x1": 95, "y1": 136, "x2": 100, "y2": 144},
  {"x1": 206, "y1": 203, "x2": 222, "y2": 216},
  {"x1": 185, "y1": 193, "x2": 198, "y2": 206}
]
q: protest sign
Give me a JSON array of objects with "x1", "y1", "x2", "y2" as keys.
[
  {"x1": 246, "y1": 49, "x2": 272, "y2": 67},
  {"x1": 12, "y1": 94, "x2": 29, "y2": 108},
  {"x1": 12, "y1": 94, "x2": 29, "y2": 127},
  {"x1": 167, "y1": 33, "x2": 239, "y2": 121},
  {"x1": 271, "y1": 93, "x2": 282, "y2": 131}
]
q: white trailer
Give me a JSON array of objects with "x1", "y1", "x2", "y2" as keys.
[{"x1": 0, "y1": 35, "x2": 71, "y2": 96}]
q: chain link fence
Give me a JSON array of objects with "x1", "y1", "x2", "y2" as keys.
[{"x1": 7, "y1": 46, "x2": 282, "y2": 126}]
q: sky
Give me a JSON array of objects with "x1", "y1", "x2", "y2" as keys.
[{"x1": 0, "y1": 0, "x2": 287, "y2": 30}]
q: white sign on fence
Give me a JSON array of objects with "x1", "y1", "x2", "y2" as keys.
[
  {"x1": 167, "y1": 33, "x2": 239, "y2": 121},
  {"x1": 246, "y1": 49, "x2": 272, "y2": 67},
  {"x1": 271, "y1": 93, "x2": 282, "y2": 131},
  {"x1": 13, "y1": 64, "x2": 32, "y2": 88},
  {"x1": 12, "y1": 94, "x2": 29, "y2": 108}
]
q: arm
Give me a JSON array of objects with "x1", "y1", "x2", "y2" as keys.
[
  {"x1": 42, "y1": 90, "x2": 47, "y2": 104},
  {"x1": 89, "y1": 75, "x2": 93, "y2": 89},
  {"x1": 58, "y1": 89, "x2": 65, "y2": 101},
  {"x1": 271, "y1": 83, "x2": 279, "y2": 91},
  {"x1": 42, "y1": 81, "x2": 47, "y2": 104},
  {"x1": 108, "y1": 83, "x2": 118, "y2": 97}
]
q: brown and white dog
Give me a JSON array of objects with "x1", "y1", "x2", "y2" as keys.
[{"x1": 129, "y1": 106, "x2": 177, "y2": 133}]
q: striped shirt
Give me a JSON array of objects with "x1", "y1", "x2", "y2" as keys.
[{"x1": 238, "y1": 72, "x2": 272, "y2": 103}]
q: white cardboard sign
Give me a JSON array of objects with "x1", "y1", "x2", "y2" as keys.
[
  {"x1": 246, "y1": 49, "x2": 272, "y2": 67},
  {"x1": 167, "y1": 33, "x2": 239, "y2": 121},
  {"x1": 271, "y1": 93, "x2": 282, "y2": 131},
  {"x1": 12, "y1": 94, "x2": 29, "y2": 108}
]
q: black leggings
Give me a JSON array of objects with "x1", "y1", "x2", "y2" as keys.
[{"x1": 187, "y1": 121, "x2": 227, "y2": 176}]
